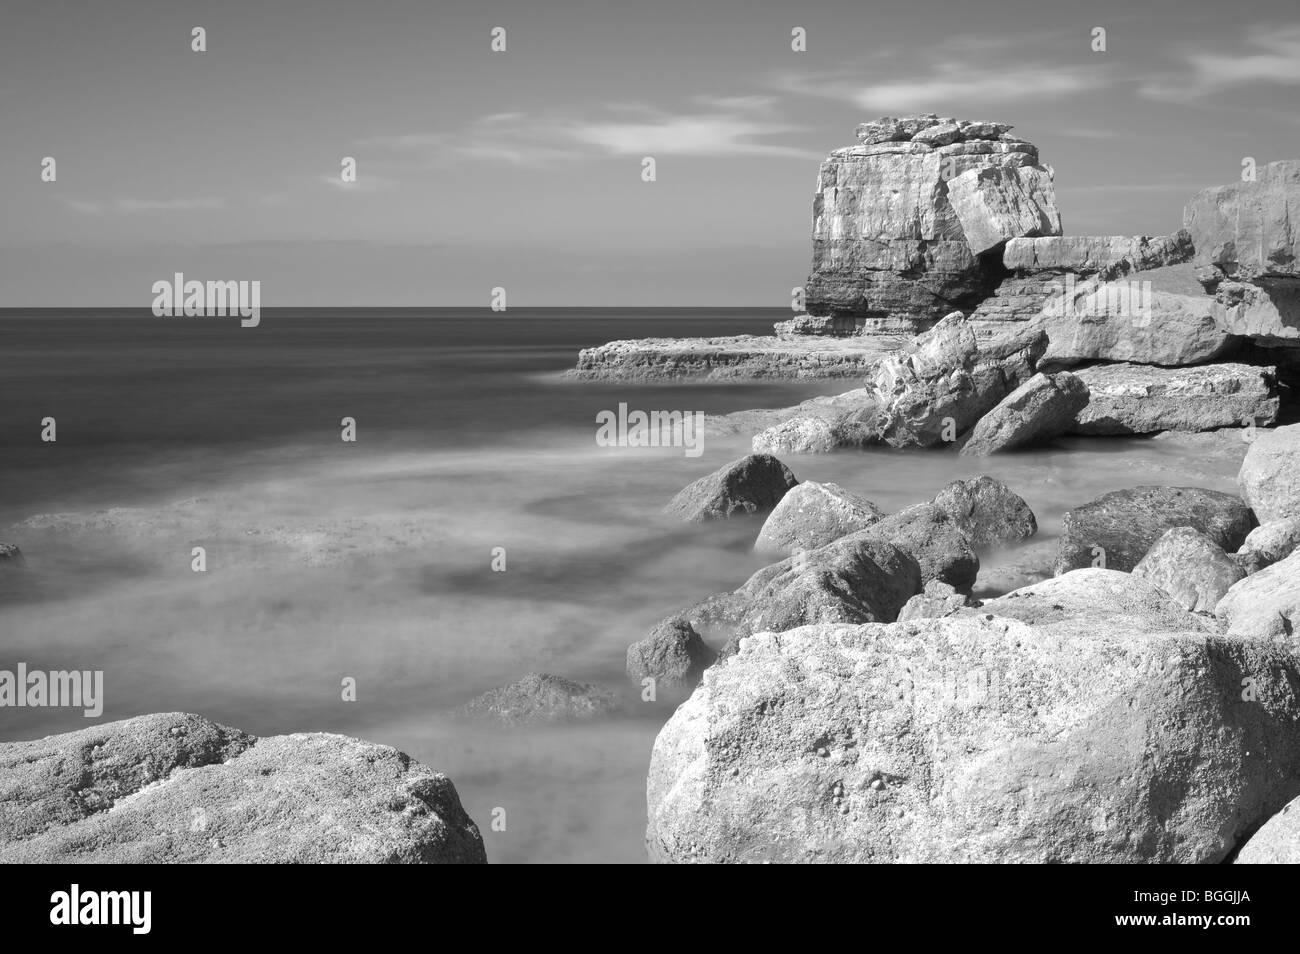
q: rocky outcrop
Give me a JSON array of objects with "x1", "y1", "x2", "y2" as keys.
[
  {"x1": 802, "y1": 115, "x2": 1060, "y2": 333},
  {"x1": 897, "y1": 580, "x2": 978, "y2": 621},
  {"x1": 461, "y1": 673, "x2": 620, "y2": 725},
  {"x1": 664, "y1": 454, "x2": 798, "y2": 522},
  {"x1": 567, "y1": 334, "x2": 896, "y2": 381},
  {"x1": 1235, "y1": 518, "x2": 1300, "y2": 574},
  {"x1": 646, "y1": 611, "x2": 1300, "y2": 862},
  {"x1": 960, "y1": 371, "x2": 1089, "y2": 455},
  {"x1": 1236, "y1": 795, "x2": 1300, "y2": 863},
  {"x1": 1070, "y1": 363, "x2": 1279, "y2": 435},
  {"x1": 1054, "y1": 486, "x2": 1255, "y2": 574},
  {"x1": 1239, "y1": 423, "x2": 1300, "y2": 523},
  {"x1": 930, "y1": 476, "x2": 1037, "y2": 552},
  {"x1": 1132, "y1": 527, "x2": 1245, "y2": 614},
  {"x1": 1215, "y1": 550, "x2": 1300, "y2": 641},
  {"x1": 626, "y1": 619, "x2": 717, "y2": 697},
  {"x1": 865, "y1": 312, "x2": 1045, "y2": 447},
  {"x1": 753, "y1": 481, "x2": 884, "y2": 555},
  {"x1": 1187, "y1": 160, "x2": 1300, "y2": 349},
  {"x1": 0, "y1": 713, "x2": 486, "y2": 863}
]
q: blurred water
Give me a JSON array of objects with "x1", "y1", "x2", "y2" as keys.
[{"x1": 0, "y1": 309, "x2": 1250, "y2": 862}]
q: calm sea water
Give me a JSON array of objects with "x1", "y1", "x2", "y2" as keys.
[{"x1": 0, "y1": 308, "x2": 1250, "y2": 862}]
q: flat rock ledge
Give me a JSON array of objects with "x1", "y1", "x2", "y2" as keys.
[
  {"x1": 0, "y1": 712, "x2": 487, "y2": 863},
  {"x1": 566, "y1": 334, "x2": 901, "y2": 381}
]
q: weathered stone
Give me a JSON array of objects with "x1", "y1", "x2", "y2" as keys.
[
  {"x1": 853, "y1": 503, "x2": 979, "y2": 590},
  {"x1": 0, "y1": 713, "x2": 486, "y2": 863},
  {"x1": 1213, "y1": 279, "x2": 1300, "y2": 346},
  {"x1": 1071, "y1": 363, "x2": 1279, "y2": 435},
  {"x1": 961, "y1": 371, "x2": 1089, "y2": 455},
  {"x1": 1132, "y1": 527, "x2": 1246, "y2": 614},
  {"x1": 462, "y1": 673, "x2": 620, "y2": 725},
  {"x1": 912, "y1": 122, "x2": 964, "y2": 147},
  {"x1": 1235, "y1": 518, "x2": 1300, "y2": 574},
  {"x1": 647, "y1": 614, "x2": 1300, "y2": 863},
  {"x1": 897, "y1": 580, "x2": 977, "y2": 621},
  {"x1": 1003, "y1": 233, "x2": 1193, "y2": 274},
  {"x1": 1236, "y1": 794, "x2": 1300, "y2": 863},
  {"x1": 754, "y1": 481, "x2": 884, "y2": 555},
  {"x1": 1055, "y1": 486, "x2": 1255, "y2": 574},
  {"x1": 1186, "y1": 159, "x2": 1300, "y2": 283},
  {"x1": 567, "y1": 334, "x2": 892, "y2": 381},
  {"x1": 1215, "y1": 550, "x2": 1300, "y2": 642},
  {"x1": 0, "y1": 544, "x2": 23, "y2": 566},
  {"x1": 752, "y1": 416, "x2": 839, "y2": 455},
  {"x1": 665, "y1": 454, "x2": 798, "y2": 523},
  {"x1": 931, "y1": 476, "x2": 1038, "y2": 552},
  {"x1": 1238, "y1": 423, "x2": 1300, "y2": 523},
  {"x1": 626, "y1": 619, "x2": 717, "y2": 696},
  {"x1": 946, "y1": 164, "x2": 1062, "y2": 255}
]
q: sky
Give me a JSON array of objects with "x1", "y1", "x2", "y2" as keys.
[{"x1": 1, "y1": 0, "x2": 1298, "y2": 307}]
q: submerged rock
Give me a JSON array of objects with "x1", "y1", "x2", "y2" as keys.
[
  {"x1": 0, "y1": 713, "x2": 486, "y2": 863},
  {"x1": 1132, "y1": 527, "x2": 1245, "y2": 614},
  {"x1": 1054, "y1": 485, "x2": 1255, "y2": 574},
  {"x1": 626, "y1": 619, "x2": 716, "y2": 697},
  {"x1": 462, "y1": 673, "x2": 620, "y2": 725},
  {"x1": 1239, "y1": 423, "x2": 1300, "y2": 524},
  {"x1": 753, "y1": 481, "x2": 884, "y2": 555},
  {"x1": 647, "y1": 614, "x2": 1300, "y2": 863},
  {"x1": 1071, "y1": 363, "x2": 1279, "y2": 435},
  {"x1": 0, "y1": 543, "x2": 24, "y2": 566},
  {"x1": 664, "y1": 454, "x2": 798, "y2": 522},
  {"x1": 961, "y1": 371, "x2": 1089, "y2": 455}
]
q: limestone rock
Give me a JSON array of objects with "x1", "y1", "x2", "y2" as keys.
[
  {"x1": 647, "y1": 615, "x2": 1300, "y2": 862},
  {"x1": 961, "y1": 371, "x2": 1089, "y2": 455},
  {"x1": 1132, "y1": 527, "x2": 1246, "y2": 614},
  {"x1": 852, "y1": 503, "x2": 979, "y2": 590},
  {"x1": 1235, "y1": 795, "x2": 1300, "y2": 863},
  {"x1": 1071, "y1": 363, "x2": 1279, "y2": 435},
  {"x1": 1002, "y1": 233, "x2": 1193, "y2": 274},
  {"x1": 567, "y1": 334, "x2": 892, "y2": 381},
  {"x1": 0, "y1": 713, "x2": 486, "y2": 863},
  {"x1": 626, "y1": 619, "x2": 717, "y2": 696},
  {"x1": 897, "y1": 580, "x2": 977, "y2": 621},
  {"x1": 754, "y1": 481, "x2": 884, "y2": 555},
  {"x1": 1235, "y1": 518, "x2": 1300, "y2": 574},
  {"x1": 1215, "y1": 550, "x2": 1300, "y2": 642},
  {"x1": 1055, "y1": 486, "x2": 1255, "y2": 574},
  {"x1": 1213, "y1": 279, "x2": 1300, "y2": 346},
  {"x1": 462, "y1": 673, "x2": 620, "y2": 725},
  {"x1": 1186, "y1": 159, "x2": 1300, "y2": 283},
  {"x1": 931, "y1": 476, "x2": 1038, "y2": 552},
  {"x1": 1239, "y1": 423, "x2": 1300, "y2": 524},
  {"x1": 946, "y1": 164, "x2": 1062, "y2": 256},
  {"x1": 665, "y1": 454, "x2": 798, "y2": 522}
]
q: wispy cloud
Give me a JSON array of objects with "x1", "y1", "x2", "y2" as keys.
[
  {"x1": 359, "y1": 95, "x2": 818, "y2": 166},
  {"x1": 62, "y1": 196, "x2": 226, "y2": 215},
  {"x1": 1142, "y1": 23, "x2": 1300, "y2": 100}
]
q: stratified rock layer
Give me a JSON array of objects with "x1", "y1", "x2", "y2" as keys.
[{"x1": 1070, "y1": 363, "x2": 1279, "y2": 435}]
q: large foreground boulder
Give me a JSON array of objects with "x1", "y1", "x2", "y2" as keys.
[
  {"x1": 754, "y1": 481, "x2": 883, "y2": 555},
  {"x1": 1215, "y1": 550, "x2": 1300, "y2": 642},
  {"x1": 0, "y1": 713, "x2": 486, "y2": 863},
  {"x1": 1235, "y1": 795, "x2": 1300, "y2": 863},
  {"x1": 664, "y1": 454, "x2": 798, "y2": 522},
  {"x1": 1132, "y1": 527, "x2": 1245, "y2": 614},
  {"x1": 1238, "y1": 423, "x2": 1300, "y2": 523},
  {"x1": 961, "y1": 371, "x2": 1089, "y2": 455},
  {"x1": 647, "y1": 613, "x2": 1300, "y2": 862},
  {"x1": 1054, "y1": 485, "x2": 1255, "y2": 574},
  {"x1": 1070, "y1": 363, "x2": 1279, "y2": 435}
]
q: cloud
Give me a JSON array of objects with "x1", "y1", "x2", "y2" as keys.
[
  {"x1": 62, "y1": 196, "x2": 225, "y2": 215},
  {"x1": 318, "y1": 174, "x2": 391, "y2": 192},
  {"x1": 359, "y1": 95, "x2": 818, "y2": 166},
  {"x1": 1142, "y1": 23, "x2": 1300, "y2": 100}
]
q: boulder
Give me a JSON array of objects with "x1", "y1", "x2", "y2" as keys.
[
  {"x1": 626, "y1": 619, "x2": 717, "y2": 697},
  {"x1": 1132, "y1": 527, "x2": 1246, "y2": 614},
  {"x1": 736, "y1": 537, "x2": 921, "y2": 637},
  {"x1": 0, "y1": 713, "x2": 486, "y2": 863},
  {"x1": 853, "y1": 503, "x2": 979, "y2": 590},
  {"x1": 665, "y1": 454, "x2": 798, "y2": 522},
  {"x1": 462, "y1": 673, "x2": 620, "y2": 725},
  {"x1": 1235, "y1": 518, "x2": 1300, "y2": 574},
  {"x1": 804, "y1": 116, "x2": 1059, "y2": 332},
  {"x1": 1215, "y1": 550, "x2": 1300, "y2": 642},
  {"x1": 897, "y1": 580, "x2": 977, "y2": 621},
  {"x1": 646, "y1": 615, "x2": 1300, "y2": 862},
  {"x1": 930, "y1": 476, "x2": 1038, "y2": 551},
  {"x1": 754, "y1": 481, "x2": 884, "y2": 555},
  {"x1": 751, "y1": 416, "x2": 839, "y2": 455},
  {"x1": 1239, "y1": 423, "x2": 1300, "y2": 523},
  {"x1": 1071, "y1": 363, "x2": 1279, "y2": 435},
  {"x1": 0, "y1": 543, "x2": 23, "y2": 566},
  {"x1": 961, "y1": 371, "x2": 1089, "y2": 455},
  {"x1": 1213, "y1": 279, "x2": 1300, "y2": 346},
  {"x1": 1235, "y1": 795, "x2": 1300, "y2": 864},
  {"x1": 1054, "y1": 486, "x2": 1255, "y2": 574}
]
